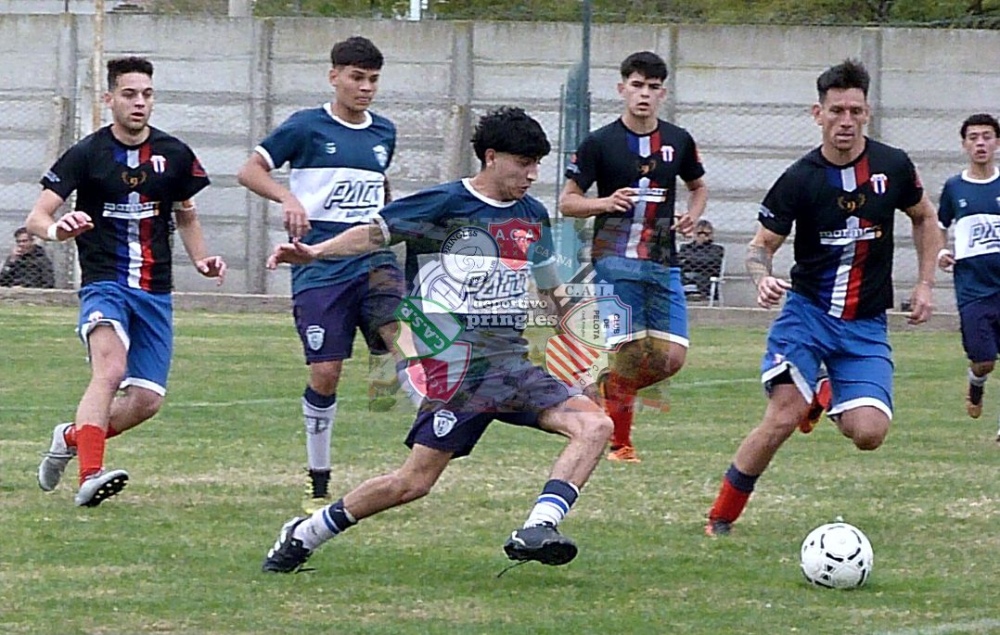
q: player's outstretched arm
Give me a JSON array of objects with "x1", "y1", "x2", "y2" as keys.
[
  {"x1": 558, "y1": 180, "x2": 635, "y2": 218},
  {"x1": 175, "y1": 201, "x2": 226, "y2": 285},
  {"x1": 746, "y1": 226, "x2": 789, "y2": 310},
  {"x1": 237, "y1": 152, "x2": 311, "y2": 238},
  {"x1": 266, "y1": 222, "x2": 389, "y2": 269},
  {"x1": 903, "y1": 193, "x2": 941, "y2": 325}
]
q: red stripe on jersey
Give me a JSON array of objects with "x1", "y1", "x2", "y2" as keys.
[
  {"x1": 138, "y1": 141, "x2": 155, "y2": 290},
  {"x1": 637, "y1": 129, "x2": 663, "y2": 260},
  {"x1": 854, "y1": 155, "x2": 870, "y2": 190},
  {"x1": 841, "y1": 218, "x2": 873, "y2": 320}
]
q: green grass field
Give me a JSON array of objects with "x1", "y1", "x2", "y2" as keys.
[{"x1": 1, "y1": 305, "x2": 997, "y2": 635}]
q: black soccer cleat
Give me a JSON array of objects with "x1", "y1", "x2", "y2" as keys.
[
  {"x1": 503, "y1": 523, "x2": 578, "y2": 566},
  {"x1": 262, "y1": 517, "x2": 313, "y2": 573}
]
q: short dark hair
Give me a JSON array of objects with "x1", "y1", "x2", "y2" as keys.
[
  {"x1": 107, "y1": 56, "x2": 154, "y2": 91},
  {"x1": 960, "y1": 113, "x2": 1000, "y2": 139},
  {"x1": 14, "y1": 226, "x2": 28, "y2": 238},
  {"x1": 471, "y1": 107, "x2": 551, "y2": 165},
  {"x1": 816, "y1": 58, "x2": 870, "y2": 101},
  {"x1": 620, "y1": 51, "x2": 668, "y2": 82},
  {"x1": 695, "y1": 219, "x2": 713, "y2": 231},
  {"x1": 330, "y1": 36, "x2": 383, "y2": 70}
]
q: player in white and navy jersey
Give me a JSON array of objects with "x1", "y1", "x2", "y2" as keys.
[
  {"x1": 560, "y1": 51, "x2": 708, "y2": 463},
  {"x1": 706, "y1": 59, "x2": 942, "y2": 537},
  {"x1": 259, "y1": 107, "x2": 611, "y2": 574},
  {"x1": 936, "y1": 113, "x2": 1000, "y2": 437},
  {"x1": 237, "y1": 36, "x2": 404, "y2": 514},
  {"x1": 28, "y1": 56, "x2": 227, "y2": 508}
]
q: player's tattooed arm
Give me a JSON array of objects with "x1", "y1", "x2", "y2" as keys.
[{"x1": 745, "y1": 244, "x2": 772, "y2": 288}]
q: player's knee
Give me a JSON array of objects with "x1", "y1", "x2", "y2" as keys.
[
  {"x1": 851, "y1": 426, "x2": 887, "y2": 451},
  {"x1": 394, "y1": 473, "x2": 434, "y2": 504},
  {"x1": 972, "y1": 360, "x2": 995, "y2": 376},
  {"x1": 588, "y1": 412, "x2": 613, "y2": 446},
  {"x1": 134, "y1": 392, "x2": 164, "y2": 421}
]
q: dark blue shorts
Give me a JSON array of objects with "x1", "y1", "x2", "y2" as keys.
[
  {"x1": 293, "y1": 266, "x2": 403, "y2": 363},
  {"x1": 959, "y1": 293, "x2": 1000, "y2": 363},
  {"x1": 405, "y1": 357, "x2": 576, "y2": 458}
]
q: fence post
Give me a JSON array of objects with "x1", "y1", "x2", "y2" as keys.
[
  {"x1": 861, "y1": 27, "x2": 883, "y2": 140},
  {"x1": 442, "y1": 21, "x2": 473, "y2": 181},
  {"x1": 245, "y1": 17, "x2": 274, "y2": 294},
  {"x1": 49, "y1": 13, "x2": 79, "y2": 289}
]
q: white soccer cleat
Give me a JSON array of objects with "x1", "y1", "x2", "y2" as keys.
[
  {"x1": 74, "y1": 468, "x2": 129, "y2": 507},
  {"x1": 37, "y1": 423, "x2": 77, "y2": 492}
]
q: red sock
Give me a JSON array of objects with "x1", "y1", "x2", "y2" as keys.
[
  {"x1": 605, "y1": 372, "x2": 638, "y2": 448},
  {"x1": 76, "y1": 424, "x2": 106, "y2": 483},
  {"x1": 63, "y1": 424, "x2": 77, "y2": 448},
  {"x1": 708, "y1": 466, "x2": 758, "y2": 523}
]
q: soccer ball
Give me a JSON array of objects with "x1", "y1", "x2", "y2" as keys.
[{"x1": 799, "y1": 522, "x2": 874, "y2": 589}]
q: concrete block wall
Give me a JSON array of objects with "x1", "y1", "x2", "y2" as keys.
[{"x1": 0, "y1": 15, "x2": 995, "y2": 308}]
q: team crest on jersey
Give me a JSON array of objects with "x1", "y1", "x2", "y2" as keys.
[
  {"x1": 305, "y1": 325, "x2": 325, "y2": 351},
  {"x1": 837, "y1": 193, "x2": 867, "y2": 215},
  {"x1": 660, "y1": 145, "x2": 675, "y2": 162},
  {"x1": 121, "y1": 170, "x2": 147, "y2": 189},
  {"x1": 637, "y1": 156, "x2": 658, "y2": 177},
  {"x1": 489, "y1": 219, "x2": 540, "y2": 271},
  {"x1": 432, "y1": 409, "x2": 457, "y2": 437},
  {"x1": 870, "y1": 173, "x2": 888, "y2": 195},
  {"x1": 151, "y1": 155, "x2": 167, "y2": 174},
  {"x1": 372, "y1": 144, "x2": 389, "y2": 168}
]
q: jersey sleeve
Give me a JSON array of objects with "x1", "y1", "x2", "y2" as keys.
[
  {"x1": 564, "y1": 133, "x2": 600, "y2": 193},
  {"x1": 40, "y1": 141, "x2": 89, "y2": 200},
  {"x1": 896, "y1": 151, "x2": 924, "y2": 211},
  {"x1": 758, "y1": 168, "x2": 798, "y2": 236},
  {"x1": 176, "y1": 147, "x2": 211, "y2": 201},
  {"x1": 937, "y1": 180, "x2": 955, "y2": 230},
  {"x1": 377, "y1": 187, "x2": 451, "y2": 245},
  {"x1": 255, "y1": 113, "x2": 305, "y2": 170},
  {"x1": 678, "y1": 131, "x2": 706, "y2": 183}
]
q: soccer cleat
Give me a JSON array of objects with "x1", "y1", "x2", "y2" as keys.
[
  {"x1": 74, "y1": 468, "x2": 129, "y2": 507},
  {"x1": 704, "y1": 519, "x2": 733, "y2": 537},
  {"x1": 302, "y1": 468, "x2": 333, "y2": 514},
  {"x1": 799, "y1": 375, "x2": 833, "y2": 434},
  {"x1": 606, "y1": 445, "x2": 641, "y2": 463},
  {"x1": 966, "y1": 383, "x2": 984, "y2": 419},
  {"x1": 38, "y1": 422, "x2": 77, "y2": 492},
  {"x1": 503, "y1": 523, "x2": 578, "y2": 566},
  {"x1": 262, "y1": 517, "x2": 313, "y2": 573}
]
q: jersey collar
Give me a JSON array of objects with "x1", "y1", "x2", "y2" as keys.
[{"x1": 324, "y1": 103, "x2": 372, "y2": 130}]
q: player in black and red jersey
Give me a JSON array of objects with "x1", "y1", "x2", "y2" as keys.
[
  {"x1": 560, "y1": 51, "x2": 708, "y2": 463},
  {"x1": 705, "y1": 59, "x2": 941, "y2": 536},
  {"x1": 27, "y1": 56, "x2": 226, "y2": 508}
]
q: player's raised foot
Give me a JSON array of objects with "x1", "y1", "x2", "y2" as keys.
[
  {"x1": 966, "y1": 383, "x2": 984, "y2": 419},
  {"x1": 606, "y1": 445, "x2": 641, "y2": 463},
  {"x1": 262, "y1": 517, "x2": 313, "y2": 573},
  {"x1": 74, "y1": 468, "x2": 129, "y2": 507},
  {"x1": 705, "y1": 519, "x2": 733, "y2": 537},
  {"x1": 503, "y1": 523, "x2": 578, "y2": 566},
  {"x1": 37, "y1": 422, "x2": 77, "y2": 492},
  {"x1": 799, "y1": 375, "x2": 833, "y2": 434}
]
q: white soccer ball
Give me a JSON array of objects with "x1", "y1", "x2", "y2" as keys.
[{"x1": 800, "y1": 522, "x2": 874, "y2": 589}]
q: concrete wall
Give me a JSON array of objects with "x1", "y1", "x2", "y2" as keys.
[{"x1": 0, "y1": 15, "x2": 995, "y2": 308}]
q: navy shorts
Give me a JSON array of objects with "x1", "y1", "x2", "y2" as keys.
[
  {"x1": 959, "y1": 293, "x2": 1000, "y2": 363},
  {"x1": 293, "y1": 265, "x2": 403, "y2": 363},
  {"x1": 405, "y1": 357, "x2": 577, "y2": 458}
]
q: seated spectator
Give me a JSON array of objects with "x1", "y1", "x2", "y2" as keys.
[
  {"x1": 0, "y1": 226, "x2": 55, "y2": 288},
  {"x1": 679, "y1": 219, "x2": 724, "y2": 301}
]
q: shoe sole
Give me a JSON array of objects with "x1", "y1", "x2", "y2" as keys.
[
  {"x1": 76, "y1": 473, "x2": 129, "y2": 507},
  {"x1": 705, "y1": 521, "x2": 732, "y2": 537},
  {"x1": 967, "y1": 401, "x2": 982, "y2": 419},
  {"x1": 504, "y1": 539, "x2": 578, "y2": 566}
]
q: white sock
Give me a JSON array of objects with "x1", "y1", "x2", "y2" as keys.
[
  {"x1": 303, "y1": 398, "x2": 336, "y2": 470},
  {"x1": 293, "y1": 502, "x2": 357, "y2": 550},
  {"x1": 524, "y1": 480, "x2": 580, "y2": 528},
  {"x1": 969, "y1": 368, "x2": 988, "y2": 386}
]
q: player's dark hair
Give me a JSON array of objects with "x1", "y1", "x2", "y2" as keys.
[
  {"x1": 695, "y1": 219, "x2": 713, "y2": 231},
  {"x1": 106, "y1": 56, "x2": 153, "y2": 91},
  {"x1": 620, "y1": 51, "x2": 668, "y2": 81},
  {"x1": 14, "y1": 226, "x2": 28, "y2": 238},
  {"x1": 960, "y1": 113, "x2": 1000, "y2": 139},
  {"x1": 330, "y1": 36, "x2": 383, "y2": 70},
  {"x1": 471, "y1": 107, "x2": 551, "y2": 165},
  {"x1": 816, "y1": 58, "x2": 870, "y2": 100}
]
